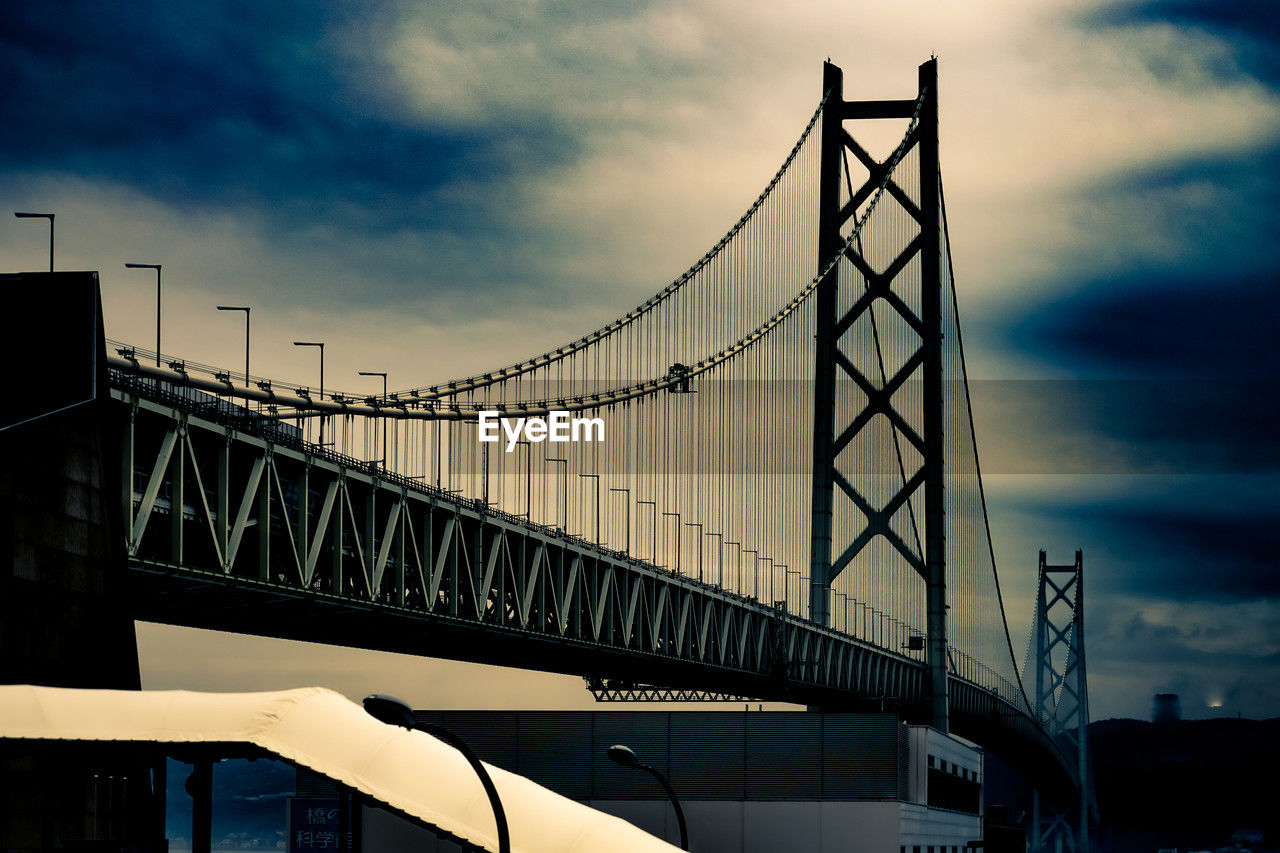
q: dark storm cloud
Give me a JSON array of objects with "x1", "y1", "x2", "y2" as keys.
[
  {"x1": 1050, "y1": 496, "x2": 1280, "y2": 602},
  {"x1": 996, "y1": 137, "x2": 1280, "y2": 476},
  {"x1": 1087, "y1": 0, "x2": 1280, "y2": 86},
  {"x1": 1008, "y1": 141, "x2": 1280, "y2": 378},
  {"x1": 1096, "y1": 605, "x2": 1280, "y2": 668},
  {"x1": 0, "y1": 1, "x2": 577, "y2": 233}
]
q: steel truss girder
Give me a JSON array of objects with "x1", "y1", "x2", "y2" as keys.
[
  {"x1": 585, "y1": 677, "x2": 752, "y2": 703},
  {"x1": 117, "y1": 389, "x2": 925, "y2": 696},
  {"x1": 110, "y1": 382, "x2": 1075, "y2": 794}
]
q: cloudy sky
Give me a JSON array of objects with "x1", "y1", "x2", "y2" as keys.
[{"x1": 3, "y1": 0, "x2": 1277, "y2": 722}]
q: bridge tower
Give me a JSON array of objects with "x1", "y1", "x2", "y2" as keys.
[
  {"x1": 1030, "y1": 550, "x2": 1092, "y2": 853},
  {"x1": 809, "y1": 59, "x2": 948, "y2": 731}
]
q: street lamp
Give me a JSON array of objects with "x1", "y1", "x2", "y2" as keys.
[
  {"x1": 609, "y1": 488, "x2": 630, "y2": 555},
  {"x1": 515, "y1": 440, "x2": 532, "y2": 520},
  {"x1": 706, "y1": 532, "x2": 723, "y2": 587},
  {"x1": 743, "y1": 549, "x2": 759, "y2": 599},
  {"x1": 14, "y1": 212, "x2": 54, "y2": 272},
  {"x1": 578, "y1": 473, "x2": 600, "y2": 543},
  {"x1": 607, "y1": 744, "x2": 688, "y2": 850},
  {"x1": 773, "y1": 564, "x2": 788, "y2": 611},
  {"x1": 724, "y1": 541, "x2": 741, "y2": 592},
  {"x1": 546, "y1": 458, "x2": 567, "y2": 530},
  {"x1": 683, "y1": 523, "x2": 703, "y2": 582},
  {"x1": 662, "y1": 512, "x2": 681, "y2": 573},
  {"x1": 358, "y1": 371, "x2": 388, "y2": 469},
  {"x1": 637, "y1": 500, "x2": 657, "y2": 563},
  {"x1": 124, "y1": 262, "x2": 162, "y2": 365},
  {"x1": 362, "y1": 695, "x2": 509, "y2": 853},
  {"x1": 294, "y1": 341, "x2": 325, "y2": 448},
  {"x1": 785, "y1": 568, "x2": 801, "y2": 615},
  {"x1": 216, "y1": 306, "x2": 250, "y2": 386}
]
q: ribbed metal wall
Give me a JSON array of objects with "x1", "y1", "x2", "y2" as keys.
[{"x1": 416, "y1": 711, "x2": 903, "y2": 801}]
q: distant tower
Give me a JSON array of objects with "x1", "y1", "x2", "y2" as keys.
[
  {"x1": 1030, "y1": 550, "x2": 1092, "y2": 853},
  {"x1": 1152, "y1": 693, "x2": 1181, "y2": 723}
]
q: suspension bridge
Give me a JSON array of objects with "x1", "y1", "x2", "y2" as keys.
[{"x1": 7, "y1": 59, "x2": 1093, "y2": 850}]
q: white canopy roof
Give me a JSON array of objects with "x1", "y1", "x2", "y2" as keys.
[{"x1": 0, "y1": 684, "x2": 679, "y2": 853}]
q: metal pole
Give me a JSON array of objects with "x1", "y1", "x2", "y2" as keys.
[
  {"x1": 524, "y1": 442, "x2": 532, "y2": 520},
  {"x1": 14, "y1": 212, "x2": 54, "y2": 272},
  {"x1": 918, "y1": 57, "x2": 949, "y2": 734},
  {"x1": 358, "y1": 371, "x2": 388, "y2": 468},
  {"x1": 579, "y1": 474, "x2": 599, "y2": 544},
  {"x1": 126, "y1": 263, "x2": 163, "y2": 365},
  {"x1": 610, "y1": 488, "x2": 630, "y2": 554},
  {"x1": 420, "y1": 722, "x2": 511, "y2": 853},
  {"x1": 638, "y1": 500, "x2": 657, "y2": 562},
  {"x1": 217, "y1": 307, "x2": 250, "y2": 386},
  {"x1": 663, "y1": 512, "x2": 680, "y2": 573},
  {"x1": 187, "y1": 759, "x2": 211, "y2": 853},
  {"x1": 645, "y1": 765, "x2": 689, "y2": 851},
  {"x1": 363, "y1": 696, "x2": 509, "y2": 853},
  {"x1": 547, "y1": 459, "x2": 567, "y2": 529},
  {"x1": 296, "y1": 342, "x2": 326, "y2": 447},
  {"x1": 707, "y1": 532, "x2": 722, "y2": 587},
  {"x1": 744, "y1": 550, "x2": 758, "y2": 600},
  {"x1": 684, "y1": 523, "x2": 703, "y2": 582},
  {"x1": 808, "y1": 61, "x2": 843, "y2": 628}
]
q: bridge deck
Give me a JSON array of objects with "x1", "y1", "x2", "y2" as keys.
[{"x1": 112, "y1": 375, "x2": 1074, "y2": 796}]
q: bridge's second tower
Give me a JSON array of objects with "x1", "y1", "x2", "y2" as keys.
[
  {"x1": 1031, "y1": 550, "x2": 1093, "y2": 852},
  {"x1": 808, "y1": 60, "x2": 947, "y2": 730}
]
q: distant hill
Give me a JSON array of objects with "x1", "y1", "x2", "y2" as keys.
[{"x1": 1090, "y1": 716, "x2": 1280, "y2": 851}]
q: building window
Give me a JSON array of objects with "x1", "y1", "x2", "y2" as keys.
[{"x1": 927, "y1": 767, "x2": 981, "y2": 814}]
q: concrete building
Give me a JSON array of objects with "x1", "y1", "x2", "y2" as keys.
[{"x1": 354, "y1": 711, "x2": 985, "y2": 853}]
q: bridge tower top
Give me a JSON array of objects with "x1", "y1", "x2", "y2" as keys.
[{"x1": 808, "y1": 59, "x2": 946, "y2": 731}]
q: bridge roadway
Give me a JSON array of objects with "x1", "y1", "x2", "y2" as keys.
[{"x1": 112, "y1": 371, "x2": 1075, "y2": 797}]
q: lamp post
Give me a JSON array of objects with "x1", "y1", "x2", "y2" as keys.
[
  {"x1": 362, "y1": 695, "x2": 509, "y2": 853},
  {"x1": 609, "y1": 488, "x2": 630, "y2": 555},
  {"x1": 743, "y1": 549, "x2": 759, "y2": 599},
  {"x1": 124, "y1": 262, "x2": 162, "y2": 365},
  {"x1": 293, "y1": 341, "x2": 325, "y2": 448},
  {"x1": 773, "y1": 564, "x2": 788, "y2": 610},
  {"x1": 637, "y1": 500, "x2": 657, "y2": 563},
  {"x1": 706, "y1": 532, "x2": 723, "y2": 587},
  {"x1": 578, "y1": 473, "x2": 600, "y2": 543},
  {"x1": 216, "y1": 306, "x2": 250, "y2": 386},
  {"x1": 515, "y1": 440, "x2": 532, "y2": 520},
  {"x1": 662, "y1": 512, "x2": 681, "y2": 573},
  {"x1": 724, "y1": 541, "x2": 741, "y2": 592},
  {"x1": 546, "y1": 458, "x2": 567, "y2": 530},
  {"x1": 607, "y1": 745, "x2": 688, "y2": 850},
  {"x1": 14, "y1": 211, "x2": 54, "y2": 272},
  {"x1": 358, "y1": 371, "x2": 388, "y2": 469},
  {"x1": 683, "y1": 523, "x2": 703, "y2": 582}
]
